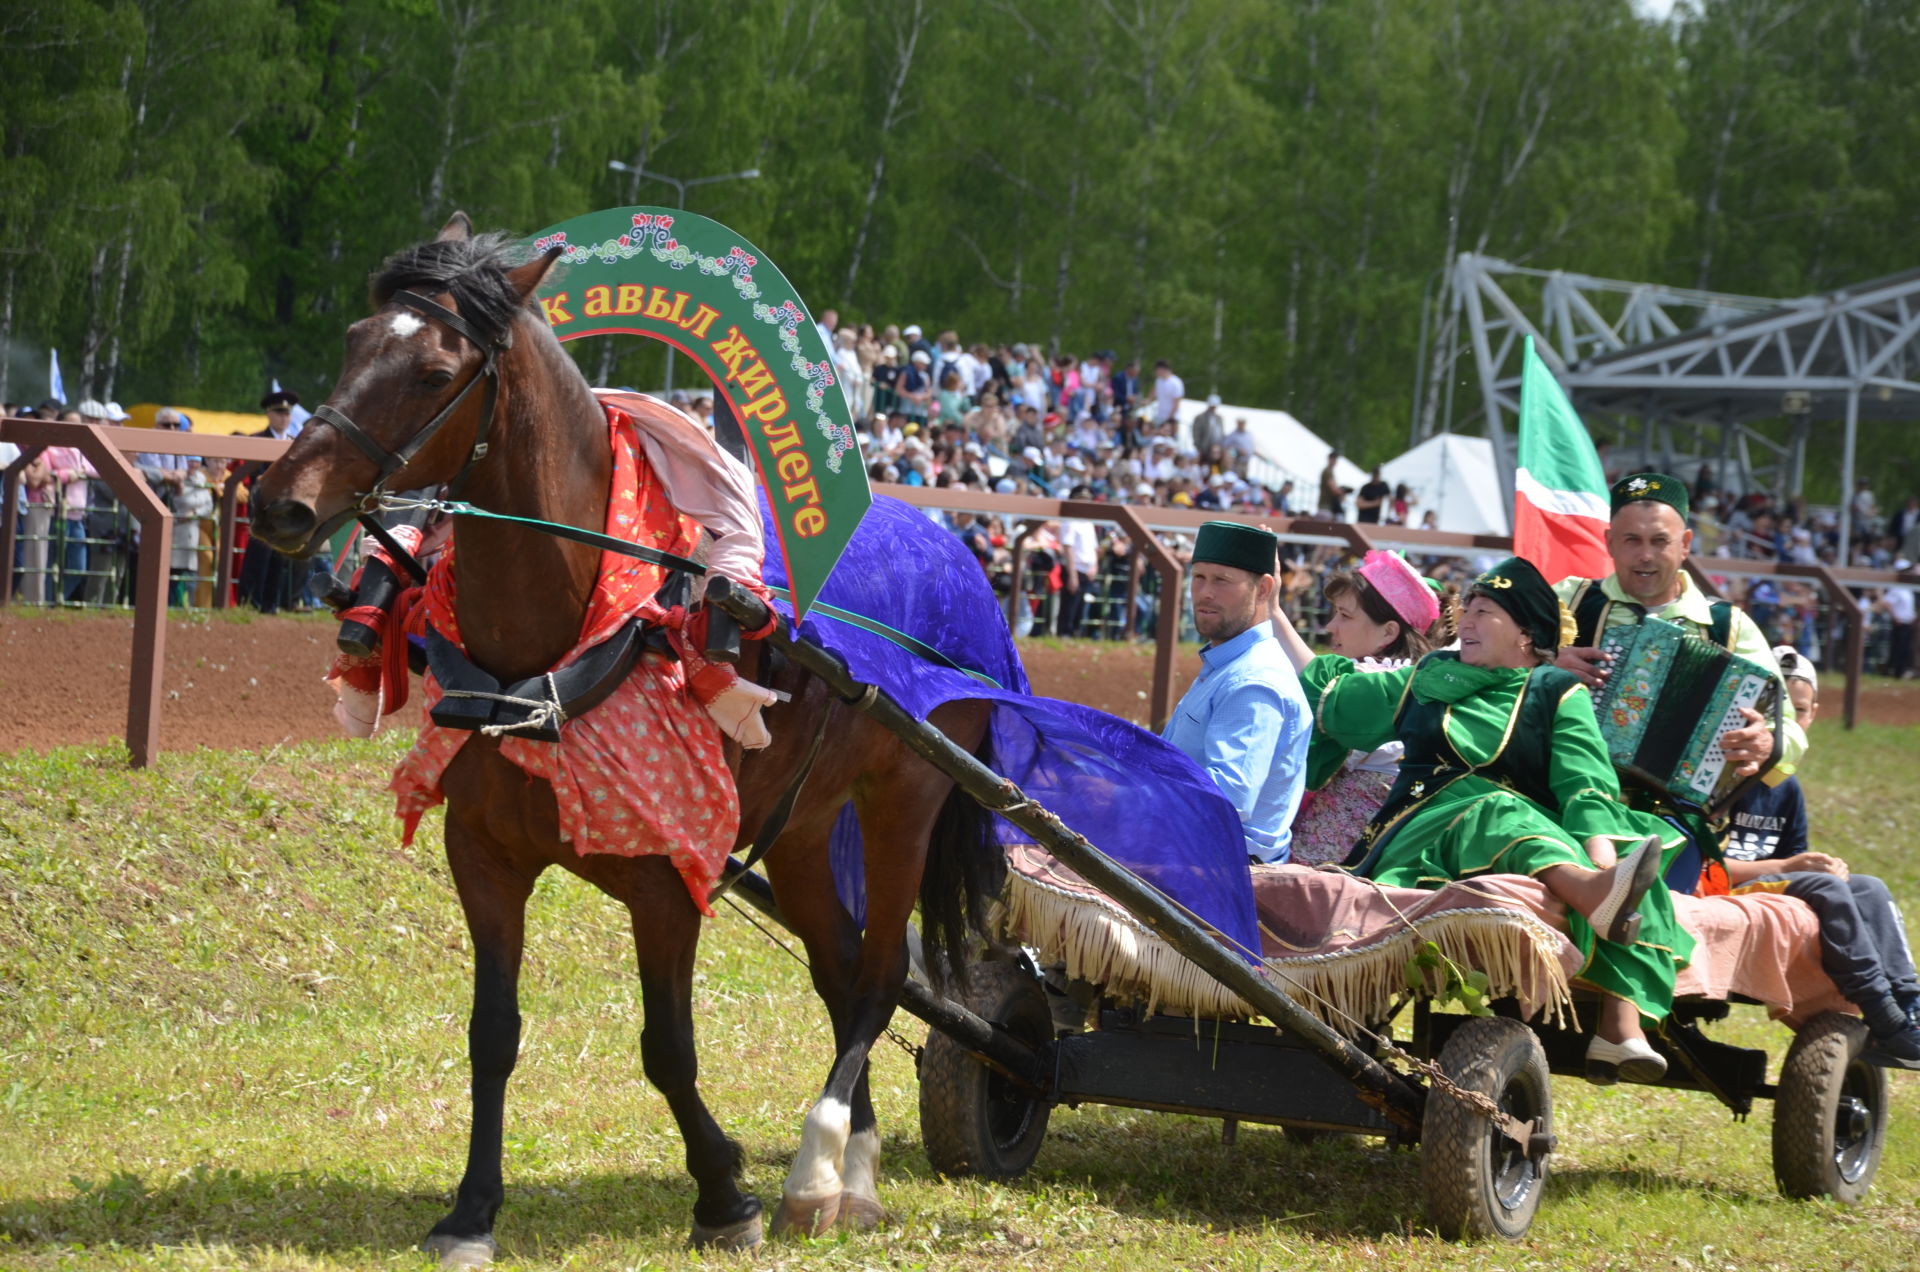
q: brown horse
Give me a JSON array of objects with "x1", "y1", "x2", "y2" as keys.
[{"x1": 248, "y1": 214, "x2": 995, "y2": 1263}]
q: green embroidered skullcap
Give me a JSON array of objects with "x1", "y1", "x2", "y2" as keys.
[
  {"x1": 1192, "y1": 520, "x2": 1277, "y2": 577},
  {"x1": 1610, "y1": 471, "x2": 1689, "y2": 520},
  {"x1": 1466, "y1": 556, "x2": 1569, "y2": 654}
]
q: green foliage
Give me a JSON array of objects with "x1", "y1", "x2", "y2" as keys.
[
  {"x1": 0, "y1": 715, "x2": 1917, "y2": 1266},
  {"x1": 1406, "y1": 938, "x2": 1493, "y2": 1016},
  {"x1": 3, "y1": 0, "x2": 1916, "y2": 470}
]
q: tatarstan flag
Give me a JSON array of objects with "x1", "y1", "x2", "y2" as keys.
[{"x1": 1513, "y1": 336, "x2": 1611, "y2": 583}]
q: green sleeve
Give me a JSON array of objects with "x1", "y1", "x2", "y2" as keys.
[
  {"x1": 1545, "y1": 682, "x2": 1643, "y2": 844},
  {"x1": 1303, "y1": 729, "x2": 1351, "y2": 792},
  {"x1": 1725, "y1": 607, "x2": 1808, "y2": 775},
  {"x1": 1299, "y1": 654, "x2": 1412, "y2": 755}
]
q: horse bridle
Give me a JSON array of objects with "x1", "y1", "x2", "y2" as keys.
[{"x1": 302, "y1": 289, "x2": 510, "y2": 553}]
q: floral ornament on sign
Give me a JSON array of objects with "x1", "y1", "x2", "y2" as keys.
[
  {"x1": 754, "y1": 298, "x2": 856, "y2": 472},
  {"x1": 545, "y1": 214, "x2": 681, "y2": 266},
  {"x1": 686, "y1": 245, "x2": 762, "y2": 303},
  {"x1": 538, "y1": 222, "x2": 856, "y2": 474}
]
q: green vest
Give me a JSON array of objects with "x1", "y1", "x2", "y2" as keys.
[
  {"x1": 1345, "y1": 652, "x2": 1579, "y2": 874},
  {"x1": 1567, "y1": 578, "x2": 1734, "y2": 650}
]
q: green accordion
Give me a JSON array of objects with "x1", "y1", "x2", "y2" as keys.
[{"x1": 1590, "y1": 615, "x2": 1782, "y2": 817}]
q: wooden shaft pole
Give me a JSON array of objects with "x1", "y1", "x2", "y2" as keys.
[{"x1": 707, "y1": 575, "x2": 1426, "y2": 1134}]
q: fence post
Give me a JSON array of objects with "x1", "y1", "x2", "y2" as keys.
[
  {"x1": 215, "y1": 467, "x2": 250, "y2": 610},
  {"x1": 1006, "y1": 518, "x2": 1042, "y2": 632},
  {"x1": 1104, "y1": 503, "x2": 1182, "y2": 730},
  {"x1": 64, "y1": 430, "x2": 171, "y2": 766},
  {"x1": 1783, "y1": 563, "x2": 1864, "y2": 731},
  {"x1": 0, "y1": 442, "x2": 46, "y2": 605}
]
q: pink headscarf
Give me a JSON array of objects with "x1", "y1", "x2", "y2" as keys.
[{"x1": 1356, "y1": 549, "x2": 1440, "y2": 632}]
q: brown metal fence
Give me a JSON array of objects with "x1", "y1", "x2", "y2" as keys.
[
  {"x1": 2, "y1": 417, "x2": 290, "y2": 764},
  {"x1": 4, "y1": 415, "x2": 1914, "y2": 764}
]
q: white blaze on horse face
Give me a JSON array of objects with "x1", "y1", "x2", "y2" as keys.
[
  {"x1": 782, "y1": 1096, "x2": 851, "y2": 1203},
  {"x1": 388, "y1": 311, "x2": 426, "y2": 340}
]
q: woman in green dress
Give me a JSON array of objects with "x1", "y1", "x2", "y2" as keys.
[{"x1": 1269, "y1": 555, "x2": 1690, "y2": 1084}]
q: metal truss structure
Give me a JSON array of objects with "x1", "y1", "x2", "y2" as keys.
[{"x1": 1442, "y1": 253, "x2": 1920, "y2": 548}]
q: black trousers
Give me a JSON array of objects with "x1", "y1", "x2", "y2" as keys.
[
  {"x1": 1748, "y1": 872, "x2": 1920, "y2": 1019},
  {"x1": 1056, "y1": 570, "x2": 1092, "y2": 637}
]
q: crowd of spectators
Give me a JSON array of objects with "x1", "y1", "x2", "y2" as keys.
[
  {"x1": 1633, "y1": 462, "x2": 1917, "y2": 680},
  {"x1": 7, "y1": 323, "x2": 1916, "y2": 681},
  {"x1": 672, "y1": 319, "x2": 1295, "y2": 517},
  {"x1": 668, "y1": 314, "x2": 1917, "y2": 675},
  {"x1": 4, "y1": 397, "x2": 237, "y2": 609},
  {"x1": 1677, "y1": 461, "x2": 1920, "y2": 572}
]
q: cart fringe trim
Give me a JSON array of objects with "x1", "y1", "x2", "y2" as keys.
[{"x1": 997, "y1": 863, "x2": 1574, "y2": 1031}]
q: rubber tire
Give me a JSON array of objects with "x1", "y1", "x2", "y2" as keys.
[
  {"x1": 1420, "y1": 1016, "x2": 1552, "y2": 1241},
  {"x1": 918, "y1": 959, "x2": 1052, "y2": 1179},
  {"x1": 1773, "y1": 1011, "x2": 1886, "y2": 1203}
]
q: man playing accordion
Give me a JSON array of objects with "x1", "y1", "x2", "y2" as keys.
[
  {"x1": 1552, "y1": 472, "x2": 1805, "y2": 891},
  {"x1": 1551, "y1": 473, "x2": 1920, "y2": 1066}
]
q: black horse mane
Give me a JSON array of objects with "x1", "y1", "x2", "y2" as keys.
[{"x1": 369, "y1": 231, "x2": 525, "y2": 346}]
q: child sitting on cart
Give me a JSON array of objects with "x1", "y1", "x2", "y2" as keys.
[
  {"x1": 1267, "y1": 555, "x2": 1687, "y2": 1086},
  {"x1": 1705, "y1": 648, "x2": 1920, "y2": 1068}
]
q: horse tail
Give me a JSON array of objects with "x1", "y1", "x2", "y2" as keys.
[{"x1": 917, "y1": 731, "x2": 1003, "y2": 987}]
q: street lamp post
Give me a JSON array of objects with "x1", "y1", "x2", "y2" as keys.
[{"x1": 606, "y1": 160, "x2": 761, "y2": 395}]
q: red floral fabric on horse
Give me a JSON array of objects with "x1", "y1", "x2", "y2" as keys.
[{"x1": 390, "y1": 402, "x2": 738, "y2": 911}]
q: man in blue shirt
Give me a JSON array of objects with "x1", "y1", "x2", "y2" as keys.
[{"x1": 1161, "y1": 521, "x2": 1312, "y2": 863}]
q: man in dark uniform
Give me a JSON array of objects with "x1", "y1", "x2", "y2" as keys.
[{"x1": 234, "y1": 388, "x2": 303, "y2": 612}]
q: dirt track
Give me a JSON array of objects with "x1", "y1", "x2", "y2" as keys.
[{"x1": 3, "y1": 607, "x2": 1915, "y2": 754}]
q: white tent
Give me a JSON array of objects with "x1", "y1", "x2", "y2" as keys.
[
  {"x1": 1174, "y1": 400, "x2": 1367, "y2": 505},
  {"x1": 1378, "y1": 432, "x2": 1510, "y2": 536}
]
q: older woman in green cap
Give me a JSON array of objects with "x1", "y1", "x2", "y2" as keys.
[{"x1": 1268, "y1": 555, "x2": 1692, "y2": 1083}]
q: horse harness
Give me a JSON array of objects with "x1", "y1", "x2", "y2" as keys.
[
  {"x1": 311, "y1": 289, "x2": 508, "y2": 533},
  {"x1": 317, "y1": 289, "x2": 711, "y2": 742},
  {"x1": 313, "y1": 289, "x2": 830, "y2": 857}
]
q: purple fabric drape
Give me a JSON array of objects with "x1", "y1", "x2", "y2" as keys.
[{"x1": 760, "y1": 492, "x2": 1260, "y2": 959}]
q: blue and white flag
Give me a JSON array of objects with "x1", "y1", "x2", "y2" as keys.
[{"x1": 49, "y1": 350, "x2": 65, "y2": 405}]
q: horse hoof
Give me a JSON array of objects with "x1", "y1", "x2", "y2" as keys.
[
  {"x1": 421, "y1": 1233, "x2": 497, "y2": 1269},
  {"x1": 769, "y1": 1191, "x2": 841, "y2": 1238},
  {"x1": 833, "y1": 1192, "x2": 887, "y2": 1231},
  {"x1": 689, "y1": 1207, "x2": 765, "y2": 1252}
]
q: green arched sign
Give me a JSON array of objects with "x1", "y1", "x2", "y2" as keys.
[{"x1": 525, "y1": 206, "x2": 869, "y2": 621}]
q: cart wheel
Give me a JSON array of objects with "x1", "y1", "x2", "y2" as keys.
[
  {"x1": 1420, "y1": 1016, "x2": 1551, "y2": 1241},
  {"x1": 1773, "y1": 1011, "x2": 1886, "y2": 1202},
  {"x1": 918, "y1": 959, "x2": 1052, "y2": 1179}
]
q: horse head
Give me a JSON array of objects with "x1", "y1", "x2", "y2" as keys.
[{"x1": 250, "y1": 212, "x2": 565, "y2": 557}]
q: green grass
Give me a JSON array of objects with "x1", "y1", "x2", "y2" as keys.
[{"x1": 2, "y1": 720, "x2": 1919, "y2": 1270}]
